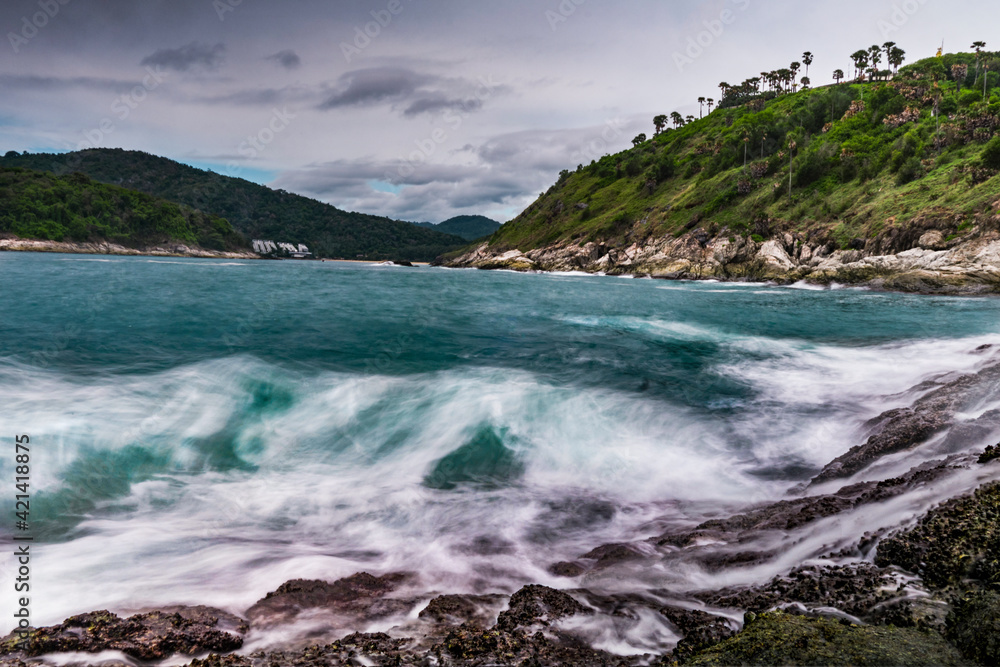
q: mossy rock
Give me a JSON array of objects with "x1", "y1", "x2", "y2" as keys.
[
  {"x1": 946, "y1": 590, "x2": 1000, "y2": 666},
  {"x1": 684, "y1": 612, "x2": 970, "y2": 666},
  {"x1": 875, "y1": 482, "x2": 1000, "y2": 590}
]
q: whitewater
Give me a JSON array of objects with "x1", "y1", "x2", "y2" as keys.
[{"x1": 2, "y1": 252, "x2": 1000, "y2": 654}]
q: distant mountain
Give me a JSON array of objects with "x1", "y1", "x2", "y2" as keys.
[
  {"x1": 414, "y1": 215, "x2": 501, "y2": 241},
  {"x1": 0, "y1": 166, "x2": 245, "y2": 251},
  {"x1": 0, "y1": 149, "x2": 466, "y2": 261}
]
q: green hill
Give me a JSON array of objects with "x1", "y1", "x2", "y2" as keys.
[
  {"x1": 0, "y1": 167, "x2": 245, "y2": 251},
  {"x1": 414, "y1": 215, "x2": 502, "y2": 241},
  {"x1": 0, "y1": 149, "x2": 466, "y2": 262},
  {"x1": 464, "y1": 52, "x2": 1000, "y2": 264}
]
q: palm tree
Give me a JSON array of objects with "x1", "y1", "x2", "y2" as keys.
[
  {"x1": 685, "y1": 115, "x2": 696, "y2": 125},
  {"x1": 851, "y1": 50, "x2": 869, "y2": 81},
  {"x1": 801, "y1": 76, "x2": 811, "y2": 89},
  {"x1": 718, "y1": 82, "x2": 731, "y2": 100},
  {"x1": 833, "y1": 69, "x2": 845, "y2": 85},
  {"x1": 972, "y1": 41, "x2": 987, "y2": 78},
  {"x1": 888, "y1": 47, "x2": 906, "y2": 75},
  {"x1": 653, "y1": 114, "x2": 667, "y2": 135},
  {"x1": 670, "y1": 111, "x2": 684, "y2": 128},
  {"x1": 706, "y1": 98, "x2": 714, "y2": 114},
  {"x1": 698, "y1": 96, "x2": 706, "y2": 118},
  {"x1": 802, "y1": 52, "x2": 814, "y2": 78},
  {"x1": 632, "y1": 133, "x2": 647, "y2": 147},
  {"x1": 868, "y1": 45, "x2": 883, "y2": 78}
]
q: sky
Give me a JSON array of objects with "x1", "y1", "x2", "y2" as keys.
[{"x1": 1, "y1": 0, "x2": 997, "y2": 224}]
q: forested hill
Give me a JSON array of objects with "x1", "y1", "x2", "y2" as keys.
[
  {"x1": 0, "y1": 149, "x2": 466, "y2": 262},
  {"x1": 414, "y1": 215, "x2": 502, "y2": 241},
  {"x1": 0, "y1": 167, "x2": 245, "y2": 252},
  {"x1": 475, "y1": 51, "x2": 1000, "y2": 258}
]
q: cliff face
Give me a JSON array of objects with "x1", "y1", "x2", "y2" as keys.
[{"x1": 444, "y1": 214, "x2": 1000, "y2": 293}]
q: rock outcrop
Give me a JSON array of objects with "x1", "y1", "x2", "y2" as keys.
[{"x1": 442, "y1": 227, "x2": 1000, "y2": 293}]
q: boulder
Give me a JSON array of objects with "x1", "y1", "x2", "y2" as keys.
[{"x1": 756, "y1": 240, "x2": 795, "y2": 270}]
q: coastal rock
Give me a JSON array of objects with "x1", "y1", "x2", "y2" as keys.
[
  {"x1": 812, "y1": 359, "x2": 1000, "y2": 484},
  {"x1": 919, "y1": 230, "x2": 948, "y2": 250},
  {"x1": 0, "y1": 607, "x2": 244, "y2": 661},
  {"x1": 875, "y1": 482, "x2": 1000, "y2": 590},
  {"x1": 245, "y1": 572, "x2": 416, "y2": 628},
  {"x1": 682, "y1": 611, "x2": 968, "y2": 666},
  {"x1": 418, "y1": 594, "x2": 507, "y2": 628},
  {"x1": 756, "y1": 240, "x2": 795, "y2": 270},
  {"x1": 495, "y1": 585, "x2": 592, "y2": 632},
  {"x1": 946, "y1": 590, "x2": 1000, "y2": 666},
  {"x1": 443, "y1": 228, "x2": 1000, "y2": 294},
  {"x1": 696, "y1": 564, "x2": 907, "y2": 623}
]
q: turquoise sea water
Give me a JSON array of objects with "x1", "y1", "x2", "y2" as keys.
[{"x1": 2, "y1": 253, "x2": 1000, "y2": 642}]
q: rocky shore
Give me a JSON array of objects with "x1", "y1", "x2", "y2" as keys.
[
  {"x1": 440, "y1": 224, "x2": 1000, "y2": 294},
  {"x1": 0, "y1": 237, "x2": 257, "y2": 260},
  {"x1": 3, "y1": 358, "x2": 1000, "y2": 666}
]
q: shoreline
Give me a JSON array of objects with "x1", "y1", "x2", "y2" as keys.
[
  {"x1": 441, "y1": 226, "x2": 1000, "y2": 296},
  {"x1": 0, "y1": 237, "x2": 258, "y2": 260}
]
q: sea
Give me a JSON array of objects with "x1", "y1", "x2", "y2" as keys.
[{"x1": 2, "y1": 252, "x2": 1000, "y2": 652}]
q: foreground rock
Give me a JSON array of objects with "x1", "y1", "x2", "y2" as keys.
[
  {"x1": 0, "y1": 606, "x2": 244, "y2": 661},
  {"x1": 875, "y1": 481, "x2": 1000, "y2": 590},
  {"x1": 245, "y1": 572, "x2": 416, "y2": 628},
  {"x1": 680, "y1": 611, "x2": 970, "y2": 666}
]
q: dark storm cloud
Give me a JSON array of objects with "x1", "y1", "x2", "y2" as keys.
[
  {"x1": 318, "y1": 67, "x2": 430, "y2": 110},
  {"x1": 402, "y1": 94, "x2": 482, "y2": 117},
  {"x1": 318, "y1": 67, "x2": 502, "y2": 117},
  {"x1": 266, "y1": 50, "x2": 301, "y2": 70},
  {"x1": 140, "y1": 42, "x2": 226, "y2": 72}
]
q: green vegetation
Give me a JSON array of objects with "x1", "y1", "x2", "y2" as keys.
[
  {"x1": 683, "y1": 612, "x2": 969, "y2": 666},
  {"x1": 0, "y1": 149, "x2": 466, "y2": 261},
  {"x1": 414, "y1": 215, "x2": 501, "y2": 241},
  {"x1": 486, "y1": 50, "x2": 1000, "y2": 255},
  {"x1": 0, "y1": 167, "x2": 244, "y2": 251}
]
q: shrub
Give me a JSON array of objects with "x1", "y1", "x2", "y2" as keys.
[{"x1": 981, "y1": 136, "x2": 1000, "y2": 169}]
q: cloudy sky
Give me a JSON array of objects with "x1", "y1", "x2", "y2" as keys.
[{"x1": 1, "y1": 0, "x2": 996, "y2": 223}]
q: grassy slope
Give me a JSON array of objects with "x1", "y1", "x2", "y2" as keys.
[
  {"x1": 486, "y1": 52, "x2": 1000, "y2": 255},
  {"x1": 0, "y1": 167, "x2": 245, "y2": 251},
  {"x1": 0, "y1": 149, "x2": 466, "y2": 262}
]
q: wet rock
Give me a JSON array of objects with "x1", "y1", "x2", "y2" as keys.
[
  {"x1": 579, "y1": 542, "x2": 648, "y2": 569},
  {"x1": 221, "y1": 632, "x2": 414, "y2": 667},
  {"x1": 246, "y1": 572, "x2": 415, "y2": 627},
  {"x1": 657, "y1": 606, "x2": 735, "y2": 663},
  {"x1": 0, "y1": 608, "x2": 243, "y2": 661},
  {"x1": 548, "y1": 561, "x2": 589, "y2": 578},
  {"x1": 418, "y1": 594, "x2": 506, "y2": 628},
  {"x1": 683, "y1": 611, "x2": 969, "y2": 666},
  {"x1": 980, "y1": 443, "x2": 1000, "y2": 464},
  {"x1": 946, "y1": 590, "x2": 1000, "y2": 666},
  {"x1": 653, "y1": 459, "x2": 956, "y2": 568},
  {"x1": 875, "y1": 482, "x2": 1000, "y2": 590},
  {"x1": 811, "y1": 360, "x2": 1000, "y2": 484},
  {"x1": 187, "y1": 655, "x2": 253, "y2": 667},
  {"x1": 696, "y1": 564, "x2": 903, "y2": 622},
  {"x1": 437, "y1": 623, "x2": 632, "y2": 666},
  {"x1": 495, "y1": 585, "x2": 592, "y2": 632}
]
